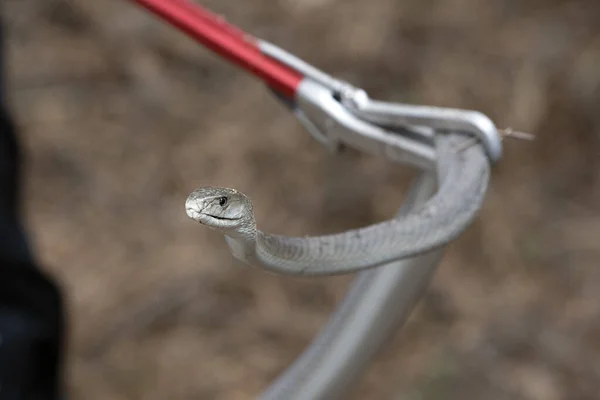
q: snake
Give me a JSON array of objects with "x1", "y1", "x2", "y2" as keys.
[{"x1": 185, "y1": 132, "x2": 491, "y2": 276}]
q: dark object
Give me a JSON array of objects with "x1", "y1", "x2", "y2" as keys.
[{"x1": 0, "y1": 20, "x2": 65, "y2": 400}]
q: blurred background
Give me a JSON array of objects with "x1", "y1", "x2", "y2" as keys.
[{"x1": 4, "y1": 0, "x2": 600, "y2": 398}]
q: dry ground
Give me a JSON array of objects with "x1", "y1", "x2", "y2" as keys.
[{"x1": 4, "y1": 0, "x2": 600, "y2": 398}]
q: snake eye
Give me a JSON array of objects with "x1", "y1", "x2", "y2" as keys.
[{"x1": 218, "y1": 196, "x2": 228, "y2": 207}]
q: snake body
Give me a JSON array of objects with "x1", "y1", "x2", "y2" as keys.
[{"x1": 185, "y1": 132, "x2": 490, "y2": 276}]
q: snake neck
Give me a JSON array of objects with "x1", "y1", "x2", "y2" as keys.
[{"x1": 223, "y1": 216, "x2": 259, "y2": 265}]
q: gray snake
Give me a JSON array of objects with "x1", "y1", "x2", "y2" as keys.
[{"x1": 185, "y1": 132, "x2": 490, "y2": 276}]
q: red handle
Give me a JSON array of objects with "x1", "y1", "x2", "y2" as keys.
[{"x1": 132, "y1": 0, "x2": 303, "y2": 98}]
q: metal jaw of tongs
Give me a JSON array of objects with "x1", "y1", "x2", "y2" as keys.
[
  {"x1": 260, "y1": 42, "x2": 503, "y2": 170},
  {"x1": 134, "y1": 0, "x2": 504, "y2": 171}
]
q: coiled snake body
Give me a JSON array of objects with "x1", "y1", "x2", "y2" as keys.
[{"x1": 185, "y1": 132, "x2": 490, "y2": 276}]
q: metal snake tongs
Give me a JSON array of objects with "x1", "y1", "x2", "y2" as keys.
[{"x1": 133, "y1": 0, "x2": 503, "y2": 170}]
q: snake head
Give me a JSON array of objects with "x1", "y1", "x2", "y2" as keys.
[{"x1": 185, "y1": 187, "x2": 255, "y2": 236}]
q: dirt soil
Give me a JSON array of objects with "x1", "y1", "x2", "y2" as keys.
[{"x1": 5, "y1": 0, "x2": 600, "y2": 399}]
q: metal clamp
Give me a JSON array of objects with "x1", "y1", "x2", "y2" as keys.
[
  {"x1": 260, "y1": 40, "x2": 503, "y2": 165},
  {"x1": 295, "y1": 79, "x2": 437, "y2": 171}
]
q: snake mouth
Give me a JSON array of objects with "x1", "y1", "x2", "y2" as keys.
[
  {"x1": 186, "y1": 207, "x2": 241, "y2": 225},
  {"x1": 199, "y1": 213, "x2": 242, "y2": 227},
  {"x1": 204, "y1": 214, "x2": 240, "y2": 221}
]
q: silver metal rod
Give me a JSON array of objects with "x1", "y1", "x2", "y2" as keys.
[
  {"x1": 260, "y1": 172, "x2": 444, "y2": 399},
  {"x1": 258, "y1": 40, "x2": 350, "y2": 94}
]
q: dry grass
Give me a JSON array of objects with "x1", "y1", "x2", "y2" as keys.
[{"x1": 5, "y1": 0, "x2": 600, "y2": 398}]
